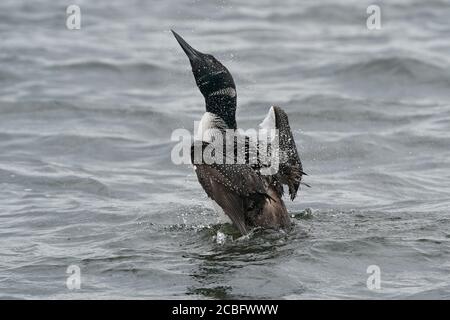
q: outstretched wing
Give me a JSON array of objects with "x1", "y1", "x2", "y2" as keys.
[
  {"x1": 259, "y1": 106, "x2": 305, "y2": 201},
  {"x1": 191, "y1": 142, "x2": 270, "y2": 235}
]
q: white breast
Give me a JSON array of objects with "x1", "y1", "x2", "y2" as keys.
[{"x1": 195, "y1": 112, "x2": 227, "y2": 142}]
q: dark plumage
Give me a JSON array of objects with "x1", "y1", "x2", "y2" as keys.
[{"x1": 173, "y1": 30, "x2": 305, "y2": 235}]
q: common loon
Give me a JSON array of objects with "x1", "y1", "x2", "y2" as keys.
[{"x1": 172, "y1": 30, "x2": 305, "y2": 235}]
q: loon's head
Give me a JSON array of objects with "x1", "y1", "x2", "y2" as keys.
[{"x1": 172, "y1": 30, "x2": 237, "y2": 129}]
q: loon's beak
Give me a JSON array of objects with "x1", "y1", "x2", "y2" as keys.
[{"x1": 171, "y1": 30, "x2": 203, "y2": 62}]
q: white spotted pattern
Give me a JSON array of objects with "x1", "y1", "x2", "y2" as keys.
[{"x1": 209, "y1": 87, "x2": 236, "y2": 98}]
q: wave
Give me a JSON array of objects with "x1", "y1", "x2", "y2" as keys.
[
  {"x1": 47, "y1": 59, "x2": 169, "y2": 74},
  {"x1": 0, "y1": 99, "x2": 177, "y2": 120},
  {"x1": 335, "y1": 56, "x2": 450, "y2": 85},
  {"x1": 220, "y1": 3, "x2": 363, "y2": 25},
  {"x1": 0, "y1": 166, "x2": 111, "y2": 198},
  {"x1": 0, "y1": 69, "x2": 19, "y2": 82}
]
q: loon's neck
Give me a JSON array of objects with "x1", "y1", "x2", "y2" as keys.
[{"x1": 205, "y1": 94, "x2": 237, "y2": 130}]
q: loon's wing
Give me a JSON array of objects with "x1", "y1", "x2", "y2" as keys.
[
  {"x1": 259, "y1": 106, "x2": 305, "y2": 201},
  {"x1": 191, "y1": 142, "x2": 270, "y2": 235}
]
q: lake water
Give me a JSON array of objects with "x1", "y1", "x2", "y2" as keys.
[{"x1": 0, "y1": 0, "x2": 449, "y2": 299}]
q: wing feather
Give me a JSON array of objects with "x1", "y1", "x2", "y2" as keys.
[
  {"x1": 259, "y1": 106, "x2": 304, "y2": 200},
  {"x1": 191, "y1": 142, "x2": 270, "y2": 234}
]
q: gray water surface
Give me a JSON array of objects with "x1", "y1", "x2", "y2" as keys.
[{"x1": 1, "y1": 0, "x2": 450, "y2": 299}]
